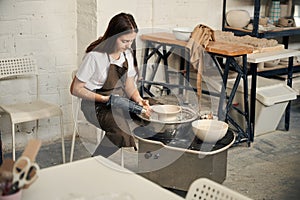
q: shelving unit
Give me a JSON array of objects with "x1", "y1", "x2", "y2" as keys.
[
  {"x1": 222, "y1": 0, "x2": 300, "y2": 48},
  {"x1": 222, "y1": 0, "x2": 300, "y2": 134},
  {"x1": 221, "y1": 0, "x2": 300, "y2": 75}
]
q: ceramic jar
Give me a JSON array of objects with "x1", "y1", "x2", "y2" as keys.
[{"x1": 226, "y1": 9, "x2": 251, "y2": 28}]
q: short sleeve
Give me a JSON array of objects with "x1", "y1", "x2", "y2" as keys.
[
  {"x1": 125, "y1": 50, "x2": 138, "y2": 77},
  {"x1": 75, "y1": 52, "x2": 109, "y2": 90},
  {"x1": 76, "y1": 53, "x2": 97, "y2": 83}
]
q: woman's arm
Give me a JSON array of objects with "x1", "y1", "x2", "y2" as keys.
[
  {"x1": 125, "y1": 77, "x2": 151, "y2": 115},
  {"x1": 70, "y1": 76, "x2": 109, "y2": 103},
  {"x1": 125, "y1": 77, "x2": 143, "y2": 103}
]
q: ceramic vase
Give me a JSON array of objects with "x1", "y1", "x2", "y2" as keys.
[{"x1": 269, "y1": 0, "x2": 281, "y2": 25}]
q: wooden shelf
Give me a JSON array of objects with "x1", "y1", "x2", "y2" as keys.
[
  {"x1": 224, "y1": 26, "x2": 300, "y2": 38},
  {"x1": 222, "y1": 0, "x2": 300, "y2": 47},
  {"x1": 258, "y1": 63, "x2": 300, "y2": 72}
]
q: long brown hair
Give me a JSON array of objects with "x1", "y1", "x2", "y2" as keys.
[{"x1": 86, "y1": 13, "x2": 139, "y2": 69}]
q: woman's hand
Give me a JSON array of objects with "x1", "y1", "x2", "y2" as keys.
[
  {"x1": 124, "y1": 78, "x2": 151, "y2": 116},
  {"x1": 100, "y1": 95, "x2": 110, "y2": 103},
  {"x1": 138, "y1": 99, "x2": 152, "y2": 118}
]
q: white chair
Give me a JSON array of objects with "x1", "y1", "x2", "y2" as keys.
[
  {"x1": 0, "y1": 56, "x2": 65, "y2": 163},
  {"x1": 185, "y1": 178, "x2": 252, "y2": 200},
  {"x1": 70, "y1": 70, "x2": 125, "y2": 167},
  {"x1": 69, "y1": 93, "x2": 105, "y2": 162}
]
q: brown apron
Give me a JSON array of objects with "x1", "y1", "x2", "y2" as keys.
[{"x1": 81, "y1": 53, "x2": 137, "y2": 150}]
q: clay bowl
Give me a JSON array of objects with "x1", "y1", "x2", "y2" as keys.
[
  {"x1": 151, "y1": 105, "x2": 182, "y2": 122},
  {"x1": 226, "y1": 10, "x2": 251, "y2": 28},
  {"x1": 172, "y1": 27, "x2": 193, "y2": 41},
  {"x1": 192, "y1": 120, "x2": 228, "y2": 143},
  {"x1": 137, "y1": 106, "x2": 198, "y2": 134}
]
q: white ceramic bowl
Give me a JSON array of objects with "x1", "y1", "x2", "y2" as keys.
[
  {"x1": 151, "y1": 105, "x2": 182, "y2": 122},
  {"x1": 172, "y1": 27, "x2": 193, "y2": 41},
  {"x1": 226, "y1": 10, "x2": 250, "y2": 28},
  {"x1": 192, "y1": 120, "x2": 228, "y2": 143}
]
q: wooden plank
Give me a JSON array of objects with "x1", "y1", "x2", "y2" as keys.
[
  {"x1": 205, "y1": 41, "x2": 253, "y2": 56},
  {"x1": 248, "y1": 49, "x2": 300, "y2": 63},
  {"x1": 22, "y1": 139, "x2": 42, "y2": 162},
  {"x1": 253, "y1": 44, "x2": 285, "y2": 53},
  {"x1": 224, "y1": 25, "x2": 300, "y2": 33}
]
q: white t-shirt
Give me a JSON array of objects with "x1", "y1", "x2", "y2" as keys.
[{"x1": 76, "y1": 49, "x2": 137, "y2": 90}]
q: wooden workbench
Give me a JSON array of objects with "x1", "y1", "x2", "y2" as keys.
[{"x1": 140, "y1": 32, "x2": 253, "y2": 56}]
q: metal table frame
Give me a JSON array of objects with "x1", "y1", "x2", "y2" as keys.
[
  {"x1": 140, "y1": 41, "x2": 191, "y2": 97},
  {"x1": 213, "y1": 54, "x2": 252, "y2": 143}
]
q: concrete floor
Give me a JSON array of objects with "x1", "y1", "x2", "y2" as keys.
[{"x1": 4, "y1": 98, "x2": 300, "y2": 200}]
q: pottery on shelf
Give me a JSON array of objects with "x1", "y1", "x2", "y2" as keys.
[
  {"x1": 226, "y1": 9, "x2": 251, "y2": 28},
  {"x1": 269, "y1": 0, "x2": 281, "y2": 25}
]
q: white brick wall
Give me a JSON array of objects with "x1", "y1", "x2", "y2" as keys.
[
  {"x1": 0, "y1": 0, "x2": 299, "y2": 152},
  {"x1": 77, "y1": 0, "x2": 97, "y2": 64},
  {"x1": 0, "y1": 0, "x2": 77, "y2": 150}
]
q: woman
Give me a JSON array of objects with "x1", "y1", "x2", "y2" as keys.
[{"x1": 70, "y1": 13, "x2": 151, "y2": 157}]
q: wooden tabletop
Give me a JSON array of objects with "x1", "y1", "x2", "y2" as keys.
[
  {"x1": 140, "y1": 32, "x2": 254, "y2": 56},
  {"x1": 140, "y1": 32, "x2": 187, "y2": 47}
]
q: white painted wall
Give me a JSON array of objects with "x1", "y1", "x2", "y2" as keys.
[
  {"x1": 95, "y1": 0, "x2": 223, "y2": 34},
  {"x1": 77, "y1": 0, "x2": 97, "y2": 64},
  {"x1": 0, "y1": 0, "x2": 77, "y2": 150},
  {"x1": 0, "y1": 0, "x2": 299, "y2": 152}
]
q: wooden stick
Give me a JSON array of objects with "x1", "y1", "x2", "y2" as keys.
[{"x1": 22, "y1": 139, "x2": 42, "y2": 162}]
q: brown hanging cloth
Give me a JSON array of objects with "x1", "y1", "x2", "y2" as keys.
[{"x1": 186, "y1": 24, "x2": 215, "y2": 110}]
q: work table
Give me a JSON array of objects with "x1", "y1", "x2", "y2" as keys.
[
  {"x1": 22, "y1": 156, "x2": 184, "y2": 200},
  {"x1": 140, "y1": 32, "x2": 253, "y2": 56}
]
